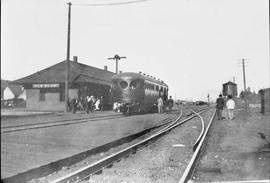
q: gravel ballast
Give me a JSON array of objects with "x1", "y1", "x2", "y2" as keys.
[{"x1": 85, "y1": 109, "x2": 214, "y2": 183}]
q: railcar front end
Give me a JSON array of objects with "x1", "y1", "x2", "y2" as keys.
[
  {"x1": 111, "y1": 74, "x2": 145, "y2": 114},
  {"x1": 111, "y1": 72, "x2": 168, "y2": 115}
]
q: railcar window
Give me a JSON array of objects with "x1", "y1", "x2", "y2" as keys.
[
  {"x1": 156, "y1": 85, "x2": 159, "y2": 91},
  {"x1": 161, "y1": 87, "x2": 163, "y2": 92},
  {"x1": 130, "y1": 80, "x2": 138, "y2": 89},
  {"x1": 119, "y1": 81, "x2": 128, "y2": 89},
  {"x1": 113, "y1": 81, "x2": 118, "y2": 89},
  {"x1": 145, "y1": 82, "x2": 149, "y2": 89}
]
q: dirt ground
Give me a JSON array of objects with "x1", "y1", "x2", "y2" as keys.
[{"x1": 194, "y1": 107, "x2": 270, "y2": 182}]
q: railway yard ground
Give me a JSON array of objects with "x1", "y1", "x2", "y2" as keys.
[
  {"x1": 1, "y1": 105, "x2": 269, "y2": 183},
  {"x1": 194, "y1": 107, "x2": 270, "y2": 182},
  {"x1": 1, "y1": 107, "x2": 180, "y2": 181}
]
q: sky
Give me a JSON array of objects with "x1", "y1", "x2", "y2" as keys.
[{"x1": 1, "y1": 0, "x2": 269, "y2": 101}]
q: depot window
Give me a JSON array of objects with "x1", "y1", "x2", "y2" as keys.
[
  {"x1": 119, "y1": 81, "x2": 128, "y2": 89},
  {"x1": 60, "y1": 90, "x2": 65, "y2": 101},
  {"x1": 39, "y1": 90, "x2": 46, "y2": 101}
]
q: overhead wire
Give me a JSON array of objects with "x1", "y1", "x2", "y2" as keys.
[{"x1": 72, "y1": 0, "x2": 151, "y2": 6}]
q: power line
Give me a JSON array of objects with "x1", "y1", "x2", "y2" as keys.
[
  {"x1": 73, "y1": 0, "x2": 151, "y2": 7},
  {"x1": 237, "y1": 58, "x2": 249, "y2": 109}
]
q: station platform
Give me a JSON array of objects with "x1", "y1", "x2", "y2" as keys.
[
  {"x1": 195, "y1": 107, "x2": 270, "y2": 181},
  {"x1": 1, "y1": 108, "x2": 55, "y2": 118}
]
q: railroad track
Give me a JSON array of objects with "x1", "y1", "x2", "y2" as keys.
[
  {"x1": 1, "y1": 113, "x2": 124, "y2": 133},
  {"x1": 1, "y1": 106, "x2": 201, "y2": 133},
  {"x1": 2, "y1": 106, "x2": 207, "y2": 183},
  {"x1": 179, "y1": 108, "x2": 216, "y2": 183},
  {"x1": 47, "y1": 108, "x2": 207, "y2": 183}
]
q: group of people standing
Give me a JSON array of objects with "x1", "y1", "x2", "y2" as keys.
[
  {"x1": 216, "y1": 94, "x2": 235, "y2": 120},
  {"x1": 69, "y1": 95, "x2": 104, "y2": 114},
  {"x1": 157, "y1": 96, "x2": 174, "y2": 113}
]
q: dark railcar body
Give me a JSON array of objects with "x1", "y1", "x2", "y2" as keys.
[{"x1": 111, "y1": 72, "x2": 168, "y2": 114}]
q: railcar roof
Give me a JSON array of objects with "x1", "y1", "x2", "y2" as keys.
[{"x1": 112, "y1": 72, "x2": 168, "y2": 87}]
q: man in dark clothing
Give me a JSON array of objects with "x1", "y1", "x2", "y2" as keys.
[
  {"x1": 70, "y1": 98, "x2": 77, "y2": 114},
  {"x1": 216, "y1": 94, "x2": 225, "y2": 120},
  {"x1": 99, "y1": 96, "x2": 104, "y2": 111},
  {"x1": 168, "y1": 96, "x2": 174, "y2": 111}
]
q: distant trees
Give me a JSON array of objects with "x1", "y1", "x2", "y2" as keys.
[{"x1": 239, "y1": 87, "x2": 259, "y2": 103}]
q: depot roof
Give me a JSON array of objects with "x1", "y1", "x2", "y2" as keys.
[{"x1": 12, "y1": 60, "x2": 115, "y2": 86}]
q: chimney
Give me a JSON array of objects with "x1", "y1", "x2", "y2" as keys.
[
  {"x1": 73, "y1": 56, "x2": 78, "y2": 63},
  {"x1": 104, "y1": 66, "x2": 108, "y2": 71},
  {"x1": 119, "y1": 71, "x2": 123, "y2": 73}
]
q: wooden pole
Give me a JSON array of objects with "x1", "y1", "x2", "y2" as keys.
[{"x1": 65, "y1": 2, "x2": 72, "y2": 112}]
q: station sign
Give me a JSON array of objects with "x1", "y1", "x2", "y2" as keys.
[{"x1": 32, "y1": 83, "x2": 60, "y2": 88}]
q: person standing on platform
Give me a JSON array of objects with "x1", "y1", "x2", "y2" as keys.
[
  {"x1": 95, "y1": 97, "x2": 100, "y2": 111},
  {"x1": 89, "y1": 95, "x2": 94, "y2": 112},
  {"x1": 216, "y1": 94, "x2": 225, "y2": 120},
  {"x1": 157, "y1": 96, "x2": 164, "y2": 113},
  {"x1": 85, "y1": 96, "x2": 90, "y2": 113},
  {"x1": 70, "y1": 97, "x2": 77, "y2": 114},
  {"x1": 168, "y1": 96, "x2": 174, "y2": 111},
  {"x1": 226, "y1": 95, "x2": 236, "y2": 120},
  {"x1": 99, "y1": 96, "x2": 104, "y2": 111}
]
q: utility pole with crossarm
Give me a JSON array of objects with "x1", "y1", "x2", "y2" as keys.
[{"x1": 108, "y1": 54, "x2": 126, "y2": 74}]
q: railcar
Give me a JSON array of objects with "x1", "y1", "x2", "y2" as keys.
[{"x1": 111, "y1": 72, "x2": 168, "y2": 115}]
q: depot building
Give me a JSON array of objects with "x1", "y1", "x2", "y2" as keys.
[{"x1": 12, "y1": 57, "x2": 115, "y2": 111}]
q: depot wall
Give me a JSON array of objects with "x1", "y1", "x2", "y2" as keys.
[{"x1": 26, "y1": 88, "x2": 78, "y2": 111}]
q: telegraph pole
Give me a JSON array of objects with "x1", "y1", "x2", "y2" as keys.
[
  {"x1": 65, "y1": 2, "x2": 72, "y2": 112},
  {"x1": 108, "y1": 54, "x2": 126, "y2": 74},
  {"x1": 207, "y1": 93, "x2": 210, "y2": 106},
  {"x1": 241, "y1": 58, "x2": 248, "y2": 108}
]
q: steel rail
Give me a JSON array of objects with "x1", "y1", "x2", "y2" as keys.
[
  {"x1": 51, "y1": 109, "x2": 203, "y2": 183},
  {"x1": 155, "y1": 107, "x2": 183, "y2": 134},
  {"x1": 156, "y1": 108, "x2": 207, "y2": 137},
  {"x1": 201, "y1": 180, "x2": 270, "y2": 183},
  {"x1": 156, "y1": 107, "x2": 208, "y2": 135},
  {"x1": 1, "y1": 107, "x2": 188, "y2": 133},
  {"x1": 1, "y1": 114, "x2": 124, "y2": 133},
  {"x1": 1, "y1": 110, "x2": 182, "y2": 133},
  {"x1": 1, "y1": 113, "x2": 122, "y2": 129},
  {"x1": 2, "y1": 115, "x2": 180, "y2": 183},
  {"x1": 191, "y1": 109, "x2": 205, "y2": 152},
  {"x1": 179, "y1": 109, "x2": 216, "y2": 183}
]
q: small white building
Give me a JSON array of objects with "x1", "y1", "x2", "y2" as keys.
[
  {"x1": 3, "y1": 86, "x2": 16, "y2": 100},
  {"x1": 1, "y1": 80, "x2": 25, "y2": 107}
]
